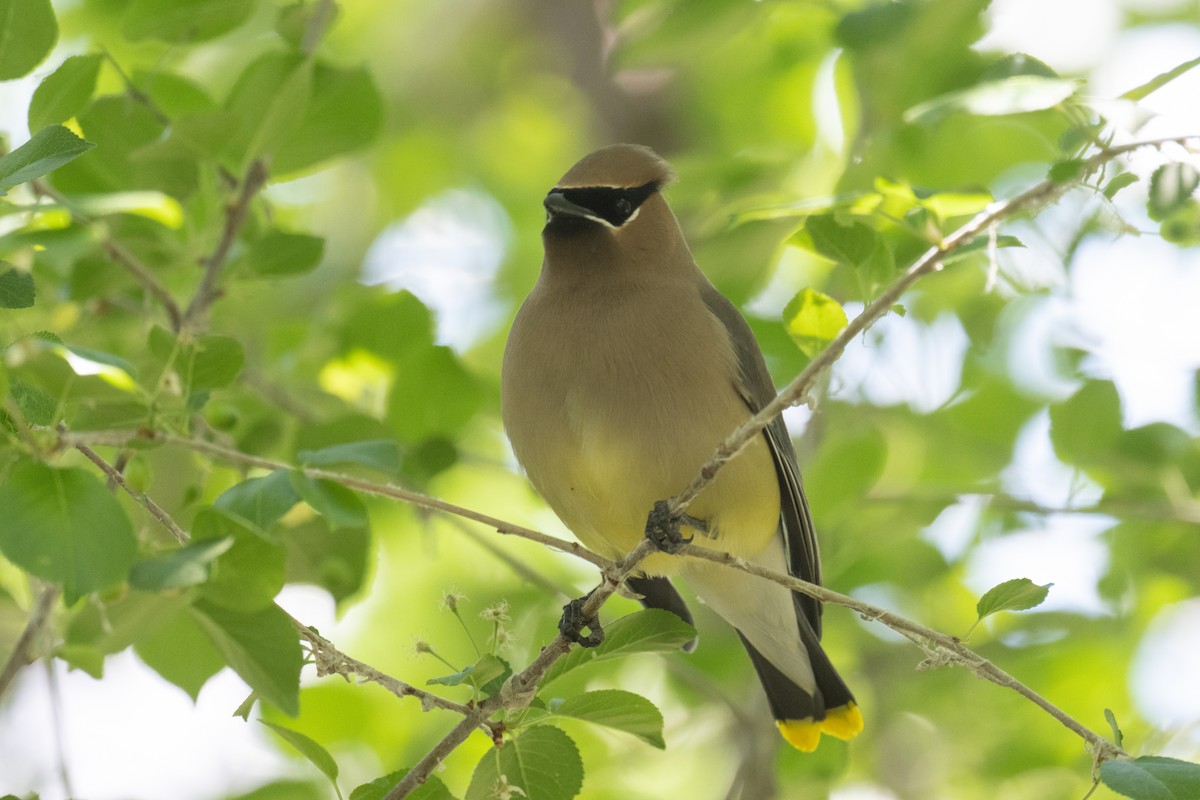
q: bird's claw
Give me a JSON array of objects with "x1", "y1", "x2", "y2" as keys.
[
  {"x1": 559, "y1": 595, "x2": 604, "y2": 648},
  {"x1": 645, "y1": 500, "x2": 709, "y2": 554}
]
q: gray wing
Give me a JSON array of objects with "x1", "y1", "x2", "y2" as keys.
[{"x1": 699, "y1": 283, "x2": 823, "y2": 637}]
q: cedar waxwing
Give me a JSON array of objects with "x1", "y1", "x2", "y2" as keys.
[{"x1": 501, "y1": 144, "x2": 862, "y2": 752}]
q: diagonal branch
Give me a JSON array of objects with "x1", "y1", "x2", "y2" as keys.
[
  {"x1": 181, "y1": 159, "x2": 270, "y2": 331},
  {"x1": 0, "y1": 584, "x2": 61, "y2": 702},
  {"x1": 668, "y1": 134, "x2": 1200, "y2": 516}
]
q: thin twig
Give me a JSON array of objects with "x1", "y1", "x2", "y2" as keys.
[
  {"x1": 384, "y1": 538, "x2": 658, "y2": 799},
  {"x1": 675, "y1": 543, "x2": 1126, "y2": 762},
  {"x1": 301, "y1": 0, "x2": 339, "y2": 55},
  {"x1": 31, "y1": 181, "x2": 184, "y2": 330},
  {"x1": 101, "y1": 47, "x2": 170, "y2": 125},
  {"x1": 68, "y1": 435, "x2": 481, "y2": 722},
  {"x1": 71, "y1": 435, "x2": 189, "y2": 544},
  {"x1": 668, "y1": 134, "x2": 1200, "y2": 516},
  {"x1": 57, "y1": 429, "x2": 607, "y2": 568},
  {"x1": 182, "y1": 159, "x2": 269, "y2": 331},
  {"x1": 293, "y1": 622, "x2": 486, "y2": 721},
  {"x1": 0, "y1": 584, "x2": 61, "y2": 701}
]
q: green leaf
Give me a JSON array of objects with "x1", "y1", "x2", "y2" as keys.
[
  {"x1": 466, "y1": 726, "x2": 583, "y2": 800},
  {"x1": 0, "y1": 0, "x2": 57, "y2": 79},
  {"x1": 1101, "y1": 756, "x2": 1200, "y2": 800},
  {"x1": 182, "y1": 334, "x2": 245, "y2": 393},
  {"x1": 551, "y1": 689, "x2": 665, "y2": 749},
  {"x1": 273, "y1": 62, "x2": 383, "y2": 174},
  {"x1": 975, "y1": 578, "x2": 1052, "y2": 621},
  {"x1": 28, "y1": 54, "x2": 102, "y2": 131},
  {"x1": 1120, "y1": 55, "x2": 1200, "y2": 102},
  {"x1": 290, "y1": 474, "x2": 369, "y2": 530},
  {"x1": 427, "y1": 654, "x2": 510, "y2": 692},
  {"x1": 1103, "y1": 172, "x2": 1140, "y2": 200},
  {"x1": 134, "y1": 605, "x2": 225, "y2": 699},
  {"x1": 121, "y1": 0, "x2": 258, "y2": 43},
  {"x1": 1049, "y1": 380, "x2": 1123, "y2": 466},
  {"x1": 542, "y1": 609, "x2": 697, "y2": 685},
  {"x1": 1148, "y1": 163, "x2": 1199, "y2": 221},
  {"x1": 791, "y1": 215, "x2": 881, "y2": 267},
  {"x1": 8, "y1": 377, "x2": 55, "y2": 425},
  {"x1": 1048, "y1": 159, "x2": 1084, "y2": 184},
  {"x1": 224, "y1": 52, "x2": 313, "y2": 171},
  {"x1": 240, "y1": 229, "x2": 325, "y2": 278},
  {"x1": 297, "y1": 440, "x2": 403, "y2": 474},
  {"x1": 260, "y1": 720, "x2": 340, "y2": 793},
  {"x1": 387, "y1": 346, "x2": 481, "y2": 443},
  {"x1": 350, "y1": 770, "x2": 455, "y2": 800},
  {"x1": 783, "y1": 288, "x2": 848, "y2": 358},
  {"x1": 215, "y1": 471, "x2": 301, "y2": 533},
  {"x1": 128, "y1": 537, "x2": 235, "y2": 591},
  {"x1": 0, "y1": 126, "x2": 95, "y2": 193},
  {"x1": 194, "y1": 507, "x2": 287, "y2": 611},
  {"x1": 0, "y1": 461, "x2": 136, "y2": 604},
  {"x1": 0, "y1": 266, "x2": 35, "y2": 308},
  {"x1": 282, "y1": 518, "x2": 369, "y2": 605},
  {"x1": 189, "y1": 599, "x2": 303, "y2": 715},
  {"x1": 1105, "y1": 708, "x2": 1125, "y2": 749},
  {"x1": 905, "y1": 76, "x2": 1077, "y2": 124}
]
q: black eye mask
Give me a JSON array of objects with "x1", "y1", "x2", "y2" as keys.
[{"x1": 551, "y1": 182, "x2": 658, "y2": 227}]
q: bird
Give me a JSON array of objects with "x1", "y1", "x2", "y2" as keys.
[{"x1": 501, "y1": 144, "x2": 861, "y2": 752}]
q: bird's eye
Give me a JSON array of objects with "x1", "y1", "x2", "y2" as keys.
[{"x1": 615, "y1": 197, "x2": 633, "y2": 215}]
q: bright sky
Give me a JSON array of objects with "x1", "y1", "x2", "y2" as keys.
[{"x1": 2, "y1": 1, "x2": 1200, "y2": 798}]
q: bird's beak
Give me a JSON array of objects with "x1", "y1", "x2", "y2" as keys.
[{"x1": 543, "y1": 190, "x2": 592, "y2": 221}]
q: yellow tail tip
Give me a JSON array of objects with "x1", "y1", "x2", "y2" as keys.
[{"x1": 777, "y1": 703, "x2": 864, "y2": 751}]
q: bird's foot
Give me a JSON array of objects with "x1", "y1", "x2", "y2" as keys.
[
  {"x1": 559, "y1": 593, "x2": 604, "y2": 648},
  {"x1": 644, "y1": 500, "x2": 709, "y2": 554}
]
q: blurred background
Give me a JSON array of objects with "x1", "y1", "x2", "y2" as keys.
[{"x1": 2, "y1": 0, "x2": 1200, "y2": 798}]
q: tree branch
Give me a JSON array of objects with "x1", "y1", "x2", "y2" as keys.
[
  {"x1": 181, "y1": 159, "x2": 269, "y2": 331},
  {"x1": 674, "y1": 543, "x2": 1126, "y2": 765},
  {"x1": 0, "y1": 584, "x2": 60, "y2": 702},
  {"x1": 667, "y1": 134, "x2": 1200, "y2": 517},
  {"x1": 31, "y1": 181, "x2": 184, "y2": 330}
]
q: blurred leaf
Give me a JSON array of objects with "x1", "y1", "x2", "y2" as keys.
[
  {"x1": 791, "y1": 215, "x2": 881, "y2": 266},
  {"x1": 387, "y1": 346, "x2": 481, "y2": 443},
  {"x1": 273, "y1": 62, "x2": 383, "y2": 174},
  {"x1": 0, "y1": 0, "x2": 57, "y2": 79},
  {"x1": 0, "y1": 125, "x2": 94, "y2": 193},
  {"x1": 239, "y1": 229, "x2": 325, "y2": 278},
  {"x1": 297, "y1": 440, "x2": 403, "y2": 474},
  {"x1": 550, "y1": 689, "x2": 666, "y2": 749},
  {"x1": 466, "y1": 726, "x2": 583, "y2": 800},
  {"x1": 190, "y1": 599, "x2": 302, "y2": 715},
  {"x1": 783, "y1": 288, "x2": 848, "y2": 358},
  {"x1": 134, "y1": 605, "x2": 225, "y2": 699},
  {"x1": 350, "y1": 771, "x2": 455, "y2": 800},
  {"x1": 1049, "y1": 380, "x2": 1122, "y2": 466},
  {"x1": 428, "y1": 654, "x2": 511, "y2": 694},
  {"x1": 289, "y1": 475, "x2": 369, "y2": 530},
  {"x1": 1103, "y1": 172, "x2": 1139, "y2": 200},
  {"x1": 215, "y1": 470, "x2": 300, "y2": 533},
  {"x1": 905, "y1": 76, "x2": 1077, "y2": 124},
  {"x1": 121, "y1": 0, "x2": 258, "y2": 43},
  {"x1": 224, "y1": 52, "x2": 314, "y2": 171},
  {"x1": 227, "y1": 781, "x2": 330, "y2": 800},
  {"x1": 1100, "y1": 756, "x2": 1200, "y2": 800},
  {"x1": 542, "y1": 609, "x2": 697, "y2": 685},
  {"x1": 260, "y1": 721, "x2": 340, "y2": 792},
  {"x1": 0, "y1": 461, "x2": 135, "y2": 604},
  {"x1": 28, "y1": 54, "x2": 102, "y2": 131},
  {"x1": 282, "y1": 518, "x2": 369, "y2": 604},
  {"x1": 9, "y1": 378, "x2": 56, "y2": 425},
  {"x1": 194, "y1": 507, "x2": 287, "y2": 611},
  {"x1": 1120, "y1": 55, "x2": 1200, "y2": 102},
  {"x1": 1148, "y1": 163, "x2": 1199, "y2": 221},
  {"x1": 1105, "y1": 708, "x2": 1125, "y2": 749},
  {"x1": 975, "y1": 578, "x2": 1052, "y2": 622},
  {"x1": 0, "y1": 266, "x2": 34, "y2": 308},
  {"x1": 129, "y1": 536, "x2": 235, "y2": 591}
]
